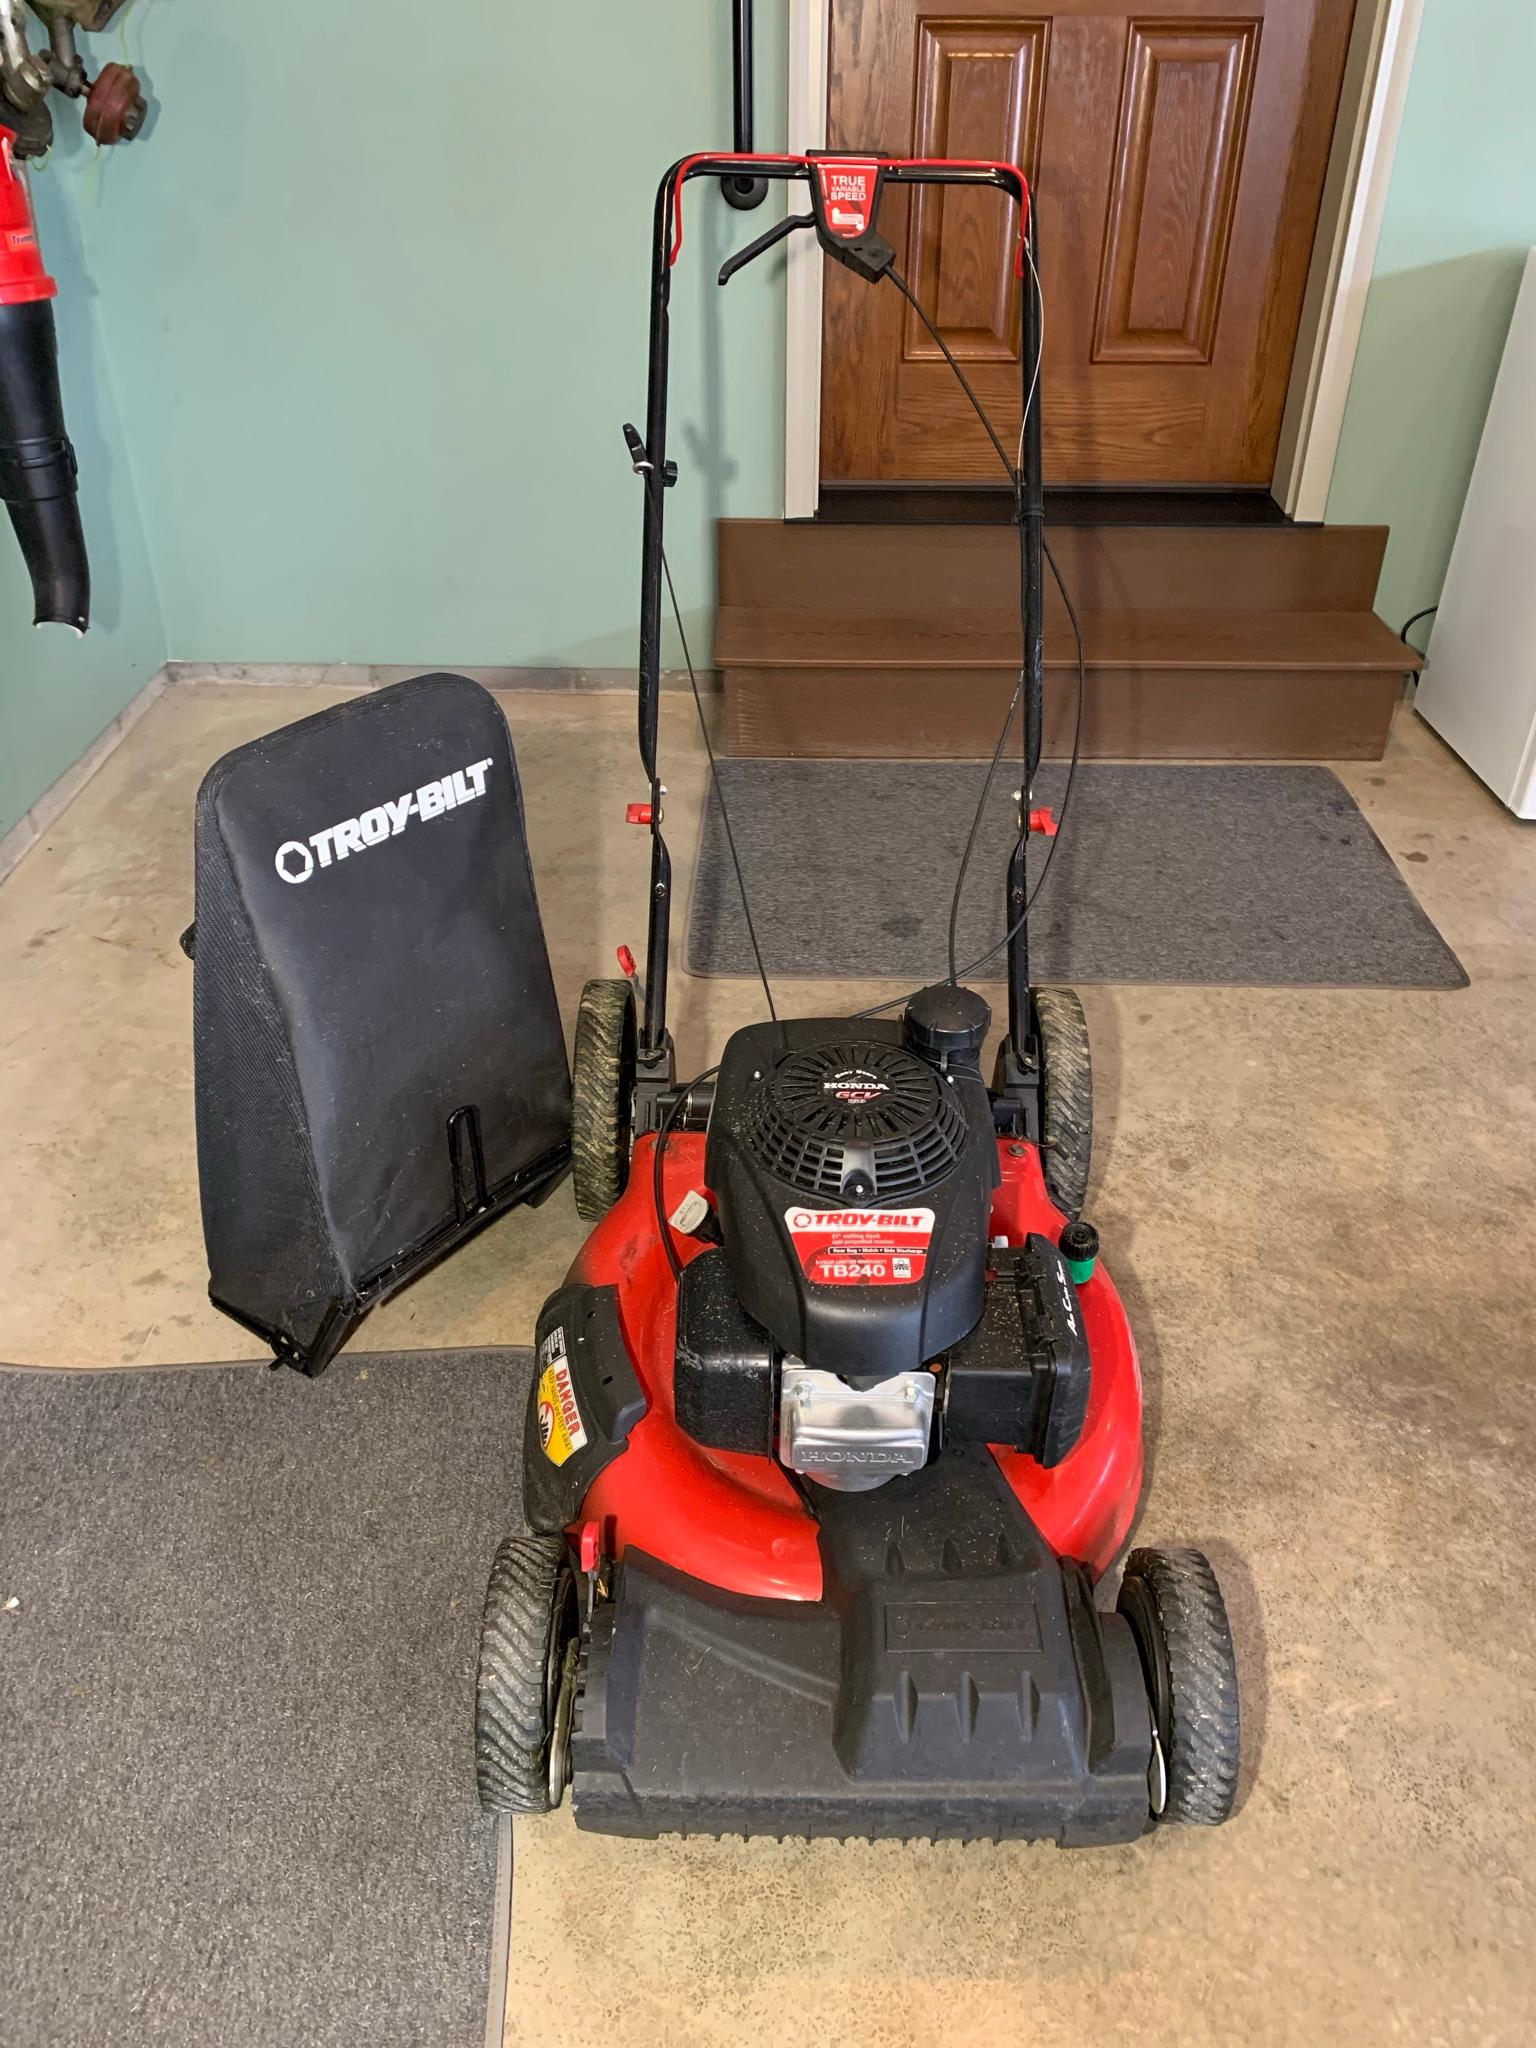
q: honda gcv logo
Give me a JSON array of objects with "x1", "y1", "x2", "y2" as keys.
[{"x1": 274, "y1": 757, "x2": 494, "y2": 884}]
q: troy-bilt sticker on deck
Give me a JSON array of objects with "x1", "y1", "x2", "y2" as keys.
[
  {"x1": 536, "y1": 1324, "x2": 588, "y2": 1466},
  {"x1": 784, "y1": 1207, "x2": 935, "y2": 1288}
]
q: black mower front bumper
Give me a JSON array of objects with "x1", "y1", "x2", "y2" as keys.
[{"x1": 570, "y1": 1447, "x2": 1155, "y2": 1844}]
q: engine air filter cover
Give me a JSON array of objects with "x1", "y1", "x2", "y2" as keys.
[
  {"x1": 706, "y1": 1017, "x2": 999, "y2": 1378},
  {"x1": 745, "y1": 1038, "x2": 966, "y2": 1203}
]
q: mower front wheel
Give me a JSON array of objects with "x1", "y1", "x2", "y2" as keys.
[
  {"x1": 1118, "y1": 1546, "x2": 1241, "y2": 1826},
  {"x1": 475, "y1": 1533, "x2": 580, "y2": 1814},
  {"x1": 571, "y1": 977, "x2": 637, "y2": 1222}
]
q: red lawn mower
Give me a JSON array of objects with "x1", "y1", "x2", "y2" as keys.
[{"x1": 474, "y1": 151, "x2": 1242, "y2": 1843}]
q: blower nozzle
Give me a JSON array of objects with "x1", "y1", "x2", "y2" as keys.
[{"x1": 0, "y1": 127, "x2": 89, "y2": 632}]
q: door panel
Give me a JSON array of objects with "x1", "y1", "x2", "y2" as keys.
[
  {"x1": 906, "y1": 20, "x2": 1048, "y2": 361},
  {"x1": 1093, "y1": 22, "x2": 1258, "y2": 364},
  {"x1": 821, "y1": 0, "x2": 1357, "y2": 486}
]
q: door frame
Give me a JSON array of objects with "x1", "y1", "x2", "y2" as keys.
[
  {"x1": 783, "y1": 0, "x2": 1424, "y2": 521},
  {"x1": 784, "y1": 0, "x2": 830, "y2": 520}
]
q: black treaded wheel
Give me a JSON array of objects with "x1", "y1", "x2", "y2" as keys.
[
  {"x1": 1033, "y1": 985, "x2": 1093, "y2": 1218},
  {"x1": 1118, "y1": 1547, "x2": 1241, "y2": 1826},
  {"x1": 571, "y1": 977, "x2": 636, "y2": 1222},
  {"x1": 475, "y1": 1533, "x2": 577, "y2": 1814}
]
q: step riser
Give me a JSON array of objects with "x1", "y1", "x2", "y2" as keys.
[
  {"x1": 724, "y1": 668, "x2": 1404, "y2": 762},
  {"x1": 720, "y1": 521, "x2": 1388, "y2": 615}
]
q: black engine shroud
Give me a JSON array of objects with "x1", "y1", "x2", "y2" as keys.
[{"x1": 705, "y1": 1016, "x2": 999, "y2": 1382}]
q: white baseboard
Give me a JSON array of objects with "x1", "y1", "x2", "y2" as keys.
[
  {"x1": 163, "y1": 662, "x2": 716, "y2": 693},
  {"x1": 0, "y1": 662, "x2": 715, "y2": 886},
  {"x1": 0, "y1": 667, "x2": 168, "y2": 886}
]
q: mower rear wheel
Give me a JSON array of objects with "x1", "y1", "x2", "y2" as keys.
[
  {"x1": 571, "y1": 977, "x2": 636, "y2": 1222},
  {"x1": 1118, "y1": 1547, "x2": 1241, "y2": 1826},
  {"x1": 475, "y1": 1533, "x2": 579, "y2": 1814},
  {"x1": 1034, "y1": 986, "x2": 1093, "y2": 1218}
]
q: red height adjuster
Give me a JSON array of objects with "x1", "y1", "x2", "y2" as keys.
[
  {"x1": 1028, "y1": 807, "x2": 1058, "y2": 837},
  {"x1": 625, "y1": 802, "x2": 653, "y2": 826}
]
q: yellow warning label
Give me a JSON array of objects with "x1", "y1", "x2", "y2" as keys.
[{"x1": 537, "y1": 1357, "x2": 588, "y2": 1467}]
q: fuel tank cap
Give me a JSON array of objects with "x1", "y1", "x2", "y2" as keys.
[{"x1": 902, "y1": 984, "x2": 991, "y2": 1067}]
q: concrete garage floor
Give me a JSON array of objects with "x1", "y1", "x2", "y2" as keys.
[{"x1": 3, "y1": 681, "x2": 1535, "y2": 2047}]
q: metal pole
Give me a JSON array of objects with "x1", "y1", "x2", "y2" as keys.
[
  {"x1": 1008, "y1": 202, "x2": 1043, "y2": 1060},
  {"x1": 723, "y1": 1, "x2": 769, "y2": 210},
  {"x1": 638, "y1": 178, "x2": 675, "y2": 1053}
]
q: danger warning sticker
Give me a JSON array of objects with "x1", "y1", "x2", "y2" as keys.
[
  {"x1": 783, "y1": 1207, "x2": 935, "y2": 1288},
  {"x1": 536, "y1": 1326, "x2": 588, "y2": 1466}
]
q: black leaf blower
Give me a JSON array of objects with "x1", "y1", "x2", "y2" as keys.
[{"x1": 0, "y1": 124, "x2": 88, "y2": 631}]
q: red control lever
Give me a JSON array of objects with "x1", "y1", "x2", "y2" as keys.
[
  {"x1": 616, "y1": 945, "x2": 638, "y2": 980},
  {"x1": 625, "y1": 802, "x2": 653, "y2": 826},
  {"x1": 1028, "y1": 807, "x2": 1058, "y2": 837}
]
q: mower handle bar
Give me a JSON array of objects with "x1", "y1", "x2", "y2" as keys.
[
  {"x1": 632, "y1": 152, "x2": 1041, "y2": 1067},
  {"x1": 664, "y1": 152, "x2": 1031, "y2": 274}
]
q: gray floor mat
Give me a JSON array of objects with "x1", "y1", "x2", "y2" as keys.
[
  {"x1": 0, "y1": 1347, "x2": 532, "y2": 2048},
  {"x1": 685, "y1": 760, "x2": 1467, "y2": 989}
]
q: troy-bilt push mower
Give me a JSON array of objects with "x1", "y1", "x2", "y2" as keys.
[{"x1": 473, "y1": 152, "x2": 1242, "y2": 1843}]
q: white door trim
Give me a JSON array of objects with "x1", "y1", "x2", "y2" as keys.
[
  {"x1": 1274, "y1": 0, "x2": 1425, "y2": 519},
  {"x1": 784, "y1": 0, "x2": 829, "y2": 519},
  {"x1": 783, "y1": 0, "x2": 1422, "y2": 519}
]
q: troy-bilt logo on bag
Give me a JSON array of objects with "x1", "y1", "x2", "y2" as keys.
[
  {"x1": 814, "y1": 158, "x2": 879, "y2": 238},
  {"x1": 536, "y1": 1325, "x2": 588, "y2": 1468},
  {"x1": 273, "y1": 757, "x2": 494, "y2": 885},
  {"x1": 784, "y1": 1207, "x2": 935, "y2": 1288}
]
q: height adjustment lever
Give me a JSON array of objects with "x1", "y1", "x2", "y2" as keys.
[{"x1": 717, "y1": 212, "x2": 814, "y2": 287}]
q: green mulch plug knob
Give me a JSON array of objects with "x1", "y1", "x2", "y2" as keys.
[{"x1": 1059, "y1": 1219, "x2": 1099, "y2": 1285}]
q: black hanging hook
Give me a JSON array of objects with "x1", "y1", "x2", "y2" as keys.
[{"x1": 722, "y1": 0, "x2": 769, "y2": 211}]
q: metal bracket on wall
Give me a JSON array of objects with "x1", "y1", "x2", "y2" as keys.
[{"x1": 0, "y1": 0, "x2": 147, "y2": 157}]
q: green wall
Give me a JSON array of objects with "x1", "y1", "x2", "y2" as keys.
[
  {"x1": 5, "y1": 0, "x2": 1533, "y2": 838},
  {"x1": 0, "y1": 155, "x2": 165, "y2": 840},
  {"x1": 1328, "y1": 0, "x2": 1536, "y2": 631},
  {"x1": 72, "y1": 0, "x2": 788, "y2": 670}
]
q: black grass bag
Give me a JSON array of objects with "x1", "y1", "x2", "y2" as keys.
[{"x1": 190, "y1": 674, "x2": 570, "y2": 1372}]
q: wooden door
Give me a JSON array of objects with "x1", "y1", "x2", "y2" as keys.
[{"x1": 820, "y1": 0, "x2": 1357, "y2": 486}]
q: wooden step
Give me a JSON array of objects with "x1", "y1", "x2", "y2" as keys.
[
  {"x1": 716, "y1": 518, "x2": 1415, "y2": 762},
  {"x1": 719, "y1": 518, "x2": 1391, "y2": 614},
  {"x1": 716, "y1": 606, "x2": 1415, "y2": 674}
]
